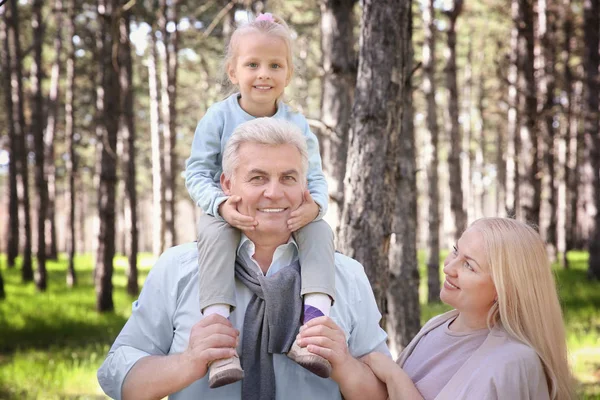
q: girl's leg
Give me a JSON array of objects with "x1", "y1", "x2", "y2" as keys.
[
  {"x1": 197, "y1": 213, "x2": 244, "y2": 388},
  {"x1": 197, "y1": 213, "x2": 240, "y2": 315},
  {"x1": 294, "y1": 219, "x2": 336, "y2": 321}
]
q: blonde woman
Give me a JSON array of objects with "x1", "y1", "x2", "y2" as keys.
[{"x1": 363, "y1": 218, "x2": 574, "y2": 399}]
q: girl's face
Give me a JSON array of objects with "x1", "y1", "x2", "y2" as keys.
[
  {"x1": 440, "y1": 227, "x2": 497, "y2": 321},
  {"x1": 228, "y1": 32, "x2": 291, "y2": 117}
]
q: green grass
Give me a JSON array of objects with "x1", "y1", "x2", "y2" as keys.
[
  {"x1": 0, "y1": 253, "x2": 155, "y2": 399},
  {"x1": 0, "y1": 250, "x2": 598, "y2": 398}
]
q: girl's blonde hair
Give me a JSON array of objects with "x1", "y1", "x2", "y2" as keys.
[
  {"x1": 471, "y1": 217, "x2": 574, "y2": 399},
  {"x1": 224, "y1": 13, "x2": 295, "y2": 86}
]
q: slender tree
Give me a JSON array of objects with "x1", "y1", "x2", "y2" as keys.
[
  {"x1": 119, "y1": 4, "x2": 139, "y2": 295},
  {"x1": 518, "y1": 0, "x2": 541, "y2": 226},
  {"x1": 583, "y1": 0, "x2": 600, "y2": 279},
  {"x1": 65, "y1": 0, "x2": 77, "y2": 287},
  {"x1": 95, "y1": 0, "x2": 121, "y2": 312},
  {"x1": 1, "y1": 4, "x2": 18, "y2": 269},
  {"x1": 505, "y1": 0, "x2": 521, "y2": 217},
  {"x1": 44, "y1": 0, "x2": 64, "y2": 261},
  {"x1": 149, "y1": 31, "x2": 165, "y2": 256},
  {"x1": 539, "y1": 0, "x2": 559, "y2": 260},
  {"x1": 7, "y1": 0, "x2": 33, "y2": 281},
  {"x1": 422, "y1": 0, "x2": 441, "y2": 303},
  {"x1": 157, "y1": 0, "x2": 179, "y2": 248},
  {"x1": 31, "y1": 0, "x2": 48, "y2": 291},
  {"x1": 319, "y1": 0, "x2": 356, "y2": 226},
  {"x1": 443, "y1": 0, "x2": 466, "y2": 239},
  {"x1": 562, "y1": 0, "x2": 576, "y2": 267}
]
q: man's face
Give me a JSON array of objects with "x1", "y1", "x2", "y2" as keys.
[{"x1": 221, "y1": 142, "x2": 305, "y2": 242}]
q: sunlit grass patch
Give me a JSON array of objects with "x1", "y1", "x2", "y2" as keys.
[{"x1": 0, "y1": 252, "x2": 155, "y2": 399}]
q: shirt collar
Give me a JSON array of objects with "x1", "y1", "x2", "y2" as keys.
[{"x1": 237, "y1": 234, "x2": 299, "y2": 277}]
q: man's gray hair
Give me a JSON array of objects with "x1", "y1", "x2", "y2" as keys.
[{"x1": 222, "y1": 117, "x2": 309, "y2": 178}]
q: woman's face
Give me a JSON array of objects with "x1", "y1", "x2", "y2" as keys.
[{"x1": 440, "y1": 226, "x2": 497, "y2": 320}]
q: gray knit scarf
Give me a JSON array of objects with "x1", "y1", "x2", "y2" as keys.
[{"x1": 235, "y1": 258, "x2": 302, "y2": 400}]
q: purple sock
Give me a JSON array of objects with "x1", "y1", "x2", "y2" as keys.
[{"x1": 303, "y1": 304, "x2": 324, "y2": 324}]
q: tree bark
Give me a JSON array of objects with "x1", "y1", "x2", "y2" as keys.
[
  {"x1": 338, "y1": 0, "x2": 418, "y2": 351},
  {"x1": 319, "y1": 0, "x2": 356, "y2": 227},
  {"x1": 119, "y1": 6, "x2": 139, "y2": 295},
  {"x1": 387, "y1": 0, "x2": 419, "y2": 350},
  {"x1": 44, "y1": 0, "x2": 64, "y2": 261},
  {"x1": 444, "y1": 0, "x2": 466, "y2": 239},
  {"x1": 422, "y1": 0, "x2": 441, "y2": 303},
  {"x1": 31, "y1": 0, "x2": 48, "y2": 291},
  {"x1": 7, "y1": 0, "x2": 33, "y2": 281},
  {"x1": 65, "y1": 0, "x2": 77, "y2": 287},
  {"x1": 1, "y1": 6, "x2": 18, "y2": 269},
  {"x1": 95, "y1": 0, "x2": 120, "y2": 312},
  {"x1": 583, "y1": 0, "x2": 600, "y2": 279}
]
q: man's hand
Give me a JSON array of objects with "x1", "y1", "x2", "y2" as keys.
[
  {"x1": 219, "y1": 196, "x2": 257, "y2": 230},
  {"x1": 183, "y1": 314, "x2": 240, "y2": 381},
  {"x1": 295, "y1": 316, "x2": 351, "y2": 372},
  {"x1": 287, "y1": 190, "x2": 319, "y2": 232}
]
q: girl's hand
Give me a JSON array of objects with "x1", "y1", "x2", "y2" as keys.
[
  {"x1": 288, "y1": 190, "x2": 319, "y2": 232},
  {"x1": 218, "y1": 196, "x2": 257, "y2": 230}
]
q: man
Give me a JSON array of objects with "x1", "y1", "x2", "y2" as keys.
[{"x1": 97, "y1": 118, "x2": 390, "y2": 400}]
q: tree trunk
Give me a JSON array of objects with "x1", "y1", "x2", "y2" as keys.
[
  {"x1": 444, "y1": 0, "x2": 466, "y2": 239},
  {"x1": 387, "y1": 0, "x2": 419, "y2": 351},
  {"x1": 158, "y1": 0, "x2": 178, "y2": 248},
  {"x1": 584, "y1": 0, "x2": 600, "y2": 279},
  {"x1": 338, "y1": 0, "x2": 417, "y2": 351},
  {"x1": 95, "y1": 0, "x2": 120, "y2": 312},
  {"x1": 561, "y1": 0, "x2": 574, "y2": 267},
  {"x1": 149, "y1": 32, "x2": 165, "y2": 256},
  {"x1": 518, "y1": 0, "x2": 541, "y2": 227},
  {"x1": 476, "y1": 51, "x2": 487, "y2": 219},
  {"x1": 319, "y1": 0, "x2": 356, "y2": 227},
  {"x1": 1, "y1": 6, "x2": 18, "y2": 269},
  {"x1": 31, "y1": 0, "x2": 48, "y2": 291},
  {"x1": 119, "y1": 7, "x2": 139, "y2": 296},
  {"x1": 65, "y1": 0, "x2": 77, "y2": 287},
  {"x1": 44, "y1": 0, "x2": 64, "y2": 261},
  {"x1": 7, "y1": 0, "x2": 33, "y2": 281},
  {"x1": 538, "y1": 0, "x2": 558, "y2": 260},
  {"x1": 505, "y1": 0, "x2": 521, "y2": 217},
  {"x1": 422, "y1": 0, "x2": 441, "y2": 303}
]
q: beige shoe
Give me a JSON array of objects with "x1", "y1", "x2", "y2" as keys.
[
  {"x1": 287, "y1": 340, "x2": 332, "y2": 378},
  {"x1": 208, "y1": 353, "x2": 244, "y2": 389}
]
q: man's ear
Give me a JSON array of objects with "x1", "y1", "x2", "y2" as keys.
[{"x1": 221, "y1": 173, "x2": 232, "y2": 195}]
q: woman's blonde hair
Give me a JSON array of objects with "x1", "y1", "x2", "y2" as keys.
[
  {"x1": 471, "y1": 217, "x2": 574, "y2": 399},
  {"x1": 224, "y1": 13, "x2": 294, "y2": 88}
]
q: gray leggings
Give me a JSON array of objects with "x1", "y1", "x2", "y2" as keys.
[{"x1": 197, "y1": 213, "x2": 335, "y2": 311}]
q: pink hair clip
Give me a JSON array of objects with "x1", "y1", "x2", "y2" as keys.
[{"x1": 256, "y1": 13, "x2": 275, "y2": 23}]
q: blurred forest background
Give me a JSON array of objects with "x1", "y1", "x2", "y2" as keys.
[{"x1": 0, "y1": 0, "x2": 599, "y2": 397}]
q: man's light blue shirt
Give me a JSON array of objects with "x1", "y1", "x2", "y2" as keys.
[
  {"x1": 97, "y1": 237, "x2": 389, "y2": 399},
  {"x1": 184, "y1": 93, "x2": 329, "y2": 219}
]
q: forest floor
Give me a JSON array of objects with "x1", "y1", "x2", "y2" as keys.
[{"x1": 0, "y1": 250, "x2": 598, "y2": 399}]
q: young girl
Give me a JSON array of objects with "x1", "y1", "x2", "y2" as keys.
[{"x1": 184, "y1": 13, "x2": 335, "y2": 389}]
